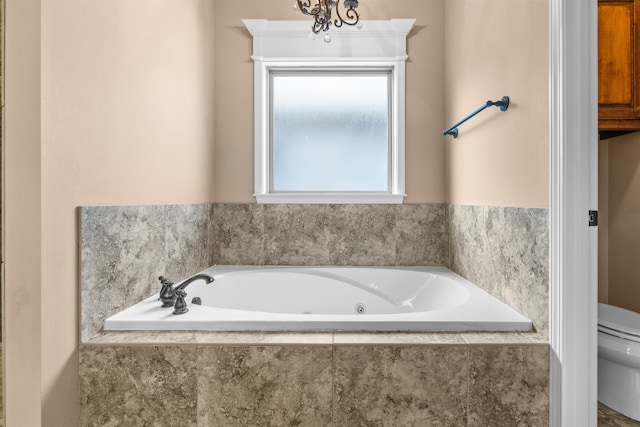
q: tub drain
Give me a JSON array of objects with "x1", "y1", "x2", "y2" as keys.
[{"x1": 354, "y1": 303, "x2": 367, "y2": 314}]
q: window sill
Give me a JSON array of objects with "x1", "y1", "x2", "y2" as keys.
[{"x1": 254, "y1": 193, "x2": 406, "y2": 204}]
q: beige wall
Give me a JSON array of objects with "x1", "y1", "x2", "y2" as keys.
[
  {"x1": 5, "y1": 0, "x2": 42, "y2": 425},
  {"x1": 601, "y1": 133, "x2": 640, "y2": 313},
  {"x1": 599, "y1": 139, "x2": 610, "y2": 303},
  {"x1": 6, "y1": 0, "x2": 216, "y2": 425},
  {"x1": 444, "y1": 0, "x2": 549, "y2": 208},
  {"x1": 213, "y1": 0, "x2": 549, "y2": 207},
  {"x1": 214, "y1": 0, "x2": 446, "y2": 203}
]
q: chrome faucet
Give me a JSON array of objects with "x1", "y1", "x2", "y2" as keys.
[{"x1": 158, "y1": 273, "x2": 214, "y2": 313}]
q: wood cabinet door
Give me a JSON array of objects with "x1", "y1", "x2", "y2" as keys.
[{"x1": 599, "y1": 0, "x2": 640, "y2": 130}]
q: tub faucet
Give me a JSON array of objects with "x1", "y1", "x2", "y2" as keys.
[{"x1": 158, "y1": 273, "x2": 214, "y2": 309}]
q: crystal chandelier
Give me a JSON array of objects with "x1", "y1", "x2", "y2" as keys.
[{"x1": 294, "y1": 0, "x2": 360, "y2": 34}]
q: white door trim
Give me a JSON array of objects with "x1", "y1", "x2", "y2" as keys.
[{"x1": 549, "y1": 0, "x2": 599, "y2": 425}]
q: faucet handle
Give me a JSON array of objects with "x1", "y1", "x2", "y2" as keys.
[
  {"x1": 173, "y1": 289, "x2": 189, "y2": 315},
  {"x1": 159, "y1": 275, "x2": 176, "y2": 307}
]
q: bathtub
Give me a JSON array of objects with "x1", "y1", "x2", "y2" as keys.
[{"x1": 104, "y1": 266, "x2": 532, "y2": 332}]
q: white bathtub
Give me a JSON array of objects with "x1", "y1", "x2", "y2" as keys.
[{"x1": 104, "y1": 266, "x2": 532, "y2": 332}]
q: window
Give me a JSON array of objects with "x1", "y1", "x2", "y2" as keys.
[
  {"x1": 271, "y1": 70, "x2": 391, "y2": 192},
  {"x1": 244, "y1": 19, "x2": 415, "y2": 204}
]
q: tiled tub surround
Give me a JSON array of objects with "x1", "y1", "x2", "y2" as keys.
[
  {"x1": 211, "y1": 203, "x2": 448, "y2": 266},
  {"x1": 80, "y1": 203, "x2": 448, "y2": 340},
  {"x1": 80, "y1": 203, "x2": 548, "y2": 338},
  {"x1": 80, "y1": 204, "x2": 214, "y2": 341},
  {"x1": 79, "y1": 332, "x2": 549, "y2": 427},
  {"x1": 80, "y1": 204, "x2": 549, "y2": 425},
  {"x1": 449, "y1": 205, "x2": 549, "y2": 338}
]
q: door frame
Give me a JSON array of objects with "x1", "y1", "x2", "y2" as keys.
[{"x1": 549, "y1": 0, "x2": 599, "y2": 425}]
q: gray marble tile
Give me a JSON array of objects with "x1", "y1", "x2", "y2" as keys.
[
  {"x1": 328, "y1": 204, "x2": 397, "y2": 266},
  {"x1": 485, "y1": 207, "x2": 549, "y2": 337},
  {"x1": 448, "y1": 205, "x2": 549, "y2": 339},
  {"x1": 197, "y1": 346, "x2": 333, "y2": 426},
  {"x1": 598, "y1": 402, "x2": 640, "y2": 426},
  {"x1": 263, "y1": 204, "x2": 332, "y2": 265},
  {"x1": 394, "y1": 204, "x2": 448, "y2": 266},
  {"x1": 333, "y1": 332, "x2": 465, "y2": 345},
  {"x1": 80, "y1": 205, "x2": 168, "y2": 341},
  {"x1": 208, "y1": 203, "x2": 449, "y2": 267},
  {"x1": 334, "y1": 346, "x2": 468, "y2": 426},
  {"x1": 207, "y1": 203, "x2": 216, "y2": 267},
  {"x1": 212, "y1": 204, "x2": 265, "y2": 265},
  {"x1": 468, "y1": 345, "x2": 549, "y2": 426},
  {"x1": 79, "y1": 345, "x2": 198, "y2": 427},
  {"x1": 165, "y1": 204, "x2": 211, "y2": 281},
  {"x1": 195, "y1": 331, "x2": 333, "y2": 345},
  {"x1": 526, "y1": 332, "x2": 549, "y2": 344},
  {"x1": 81, "y1": 204, "x2": 215, "y2": 341},
  {"x1": 85, "y1": 331, "x2": 335, "y2": 346},
  {"x1": 448, "y1": 205, "x2": 487, "y2": 287},
  {"x1": 460, "y1": 332, "x2": 535, "y2": 345},
  {"x1": 85, "y1": 331, "x2": 200, "y2": 345}
]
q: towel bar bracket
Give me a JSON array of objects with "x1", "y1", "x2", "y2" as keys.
[{"x1": 493, "y1": 96, "x2": 510, "y2": 111}]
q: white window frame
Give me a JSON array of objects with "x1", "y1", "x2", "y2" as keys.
[
  {"x1": 243, "y1": 19, "x2": 415, "y2": 204},
  {"x1": 268, "y1": 67, "x2": 394, "y2": 193}
]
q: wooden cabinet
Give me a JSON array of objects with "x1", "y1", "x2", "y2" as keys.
[{"x1": 599, "y1": 0, "x2": 640, "y2": 131}]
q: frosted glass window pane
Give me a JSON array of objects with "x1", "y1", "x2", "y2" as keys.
[{"x1": 271, "y1": 73, "x2": 390, "y2": 192}]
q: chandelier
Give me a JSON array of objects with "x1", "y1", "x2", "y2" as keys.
[{"x1": 294, "y1": 0, "x2": 361, "y2": 34}]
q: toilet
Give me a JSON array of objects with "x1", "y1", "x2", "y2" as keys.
[{"x1": 598, "y1": 302, "x2": 640, "y2": 421}]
